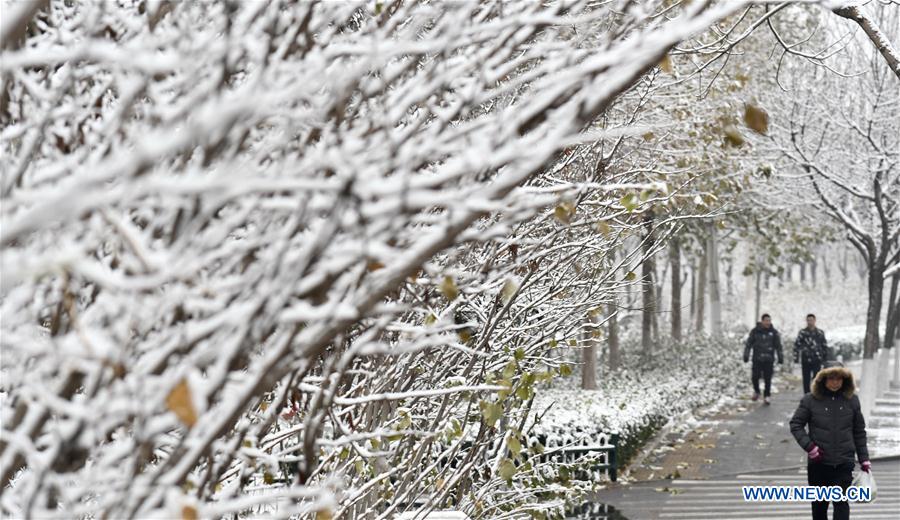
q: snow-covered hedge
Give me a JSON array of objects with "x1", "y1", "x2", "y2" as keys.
[
  {"x1": 529, "y1": 335, "x2": 745, "y2": 473},
  {"x1": 827, "y1": 325, "x2": 870, "y2": 360}
]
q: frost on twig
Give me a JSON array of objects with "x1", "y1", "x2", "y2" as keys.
[{"x1": 1, "y1": 1, "x2": 758, "y2": 518}]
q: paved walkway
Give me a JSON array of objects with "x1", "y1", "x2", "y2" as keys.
[
  {"x1": 587, "y1": 458, "x2": 899, "y2": 519},
  {"x1": 586, "y1": 368, "x2": 900, "y2": 519},
  {"x1": 627, "y1": 370, "x2": 805, "y2": 481}
]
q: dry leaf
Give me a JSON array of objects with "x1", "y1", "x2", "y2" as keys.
[
  {"x1": 182, "y1": 505, "x2": 198, "y2": 520},
  {"x1": 553, "y1": 202, "x2": 575, "y2": 224},
  {"x1": 723, "y1": 126, "x2": 745, "y2": 147},
  {"x1": 744, "y1": 104, "x2": 769, "y2": 135},
  {"x1": 166, "y1": 378, "x2": 197, "y2": 428},
  {"x1": 500, "y1": 278, "x2": 519, "y2": 305},
  {"x1": 658, "y1": 54, "x2": 673, "y2": 74},
  {"x1": 439, "y1": 275, "x2": 458, "y2": 301},
  {"x1": 498, "y1": 458, "x2": 516, "y2": 481}
]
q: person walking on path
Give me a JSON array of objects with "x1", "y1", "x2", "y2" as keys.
[
  {"x1": 794, "y1": 313, "x2": 829, "y2": 394},
  {"x1": 789, "y1": 362, "x2": 871, "y2": 520},
  {"x1": 744, "y1": 313, "x2": 784, "y2": 404}
]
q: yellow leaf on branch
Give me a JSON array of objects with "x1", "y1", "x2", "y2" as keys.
[
  {"x1": 182, "y1": 505, "x2": 198, "y2": 520},
  {"x1": 723, "y1": 126, "x2": 745, "y2": 147},
  {"x1": 743, "y1": 104, "x2": 769, "y2": 135},
  {"x1": 439, "y1": 275, "x2": 459, "y2": 301},
  {"x1": 659, "y1": 54, "x2": 673, "y2": 74},
  {"x1": 166, "y1": 378, "x2": 197, "y2": 428}
]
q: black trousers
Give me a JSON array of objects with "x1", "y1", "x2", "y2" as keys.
[
  {"x1": 801, "y1": 360, "x2": 822, "y2": 394},
  {"x1": 751, "y1": 360, "x2": 774, "y2": 397},
  {"x1": 807, "y1": 461, "x2": 853, "y2": 520}
]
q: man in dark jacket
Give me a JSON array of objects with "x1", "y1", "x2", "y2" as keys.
[
  {"x1": 794, "y1": 313, "x2": 829, "y2": 394},
  {"x1": 790, "y1": 363, "x2": 871, "y2": 520},
  {"x1": 743, "y1": 313, "x2": 783, "y2": 404}
]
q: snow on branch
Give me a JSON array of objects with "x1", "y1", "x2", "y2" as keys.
[{"x1": 0, "y1": 1, "x2": 762, "y2": 518}]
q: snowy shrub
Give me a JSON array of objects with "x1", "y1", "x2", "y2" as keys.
[
  {"x1": 0, "y1": 1, "x2": 763, "y2": 519},
  {"x1": 530, "y1": 335, "x2": 744, "y2": 473},
  {"x1": 6, "y1": 0, "x2": 893, "y2": 518},
  {"x1": 831, "y1": 340, "x2": 864, "y2": 361}
]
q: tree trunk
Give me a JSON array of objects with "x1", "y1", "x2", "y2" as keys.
[
  {"x1": 624, "y1": 244, "x2": 635, "y2": 314},
  {"x1": 884, "y1": 273, "x2": 900, "y2": 350},
  {"x1": 726, "y1": 260, "x2": 734, "y2": 296},
  {"x1": 744, "y1": 247, "x2": 756, "y2": 326},
  {"x1": 838, "y1": 249, "x2": 848, "y2": 279},
  {"x1": 811, "y1": 257, "x2": 818, "y2": 287},
  {"x1": 689, "y1": 260, "x2": 697, "y2": 326},
  {"x1": 607, "y1": 302, "x2": 620, "y2": 371},
  {"x1": 651, "y1": 262, "x2": 661, "y2": 345},
  {"x1": 581, "y1": 316, "x2": 598, "y2": 390},
  {"x1": 822, "y1": 251, "x2": 831, "y2": 289},
  {"x1": 863, "y1": 264, "x2": 885, "y2": 359},
  {"x1": 800, "y1": 262, "x2": 807, "y2": 284},
  {"x1": 694, "y1": 245, "x2": 708, "y2": 333},
  {"x1": 641, "y1": 211, "x2": 656, "y2": 355},
  {"x1": 656, "y1": 255, "x2": 668, "y2": 303},
  {"x1": 754, "y1": 270, "x2": 762, "y2": 323},
  {"x1": 670, "y1": 238, "x2": 682, "y2": 342},
  {"x1": 708, "y1": 225, "x2": 722, "y2": 336}
]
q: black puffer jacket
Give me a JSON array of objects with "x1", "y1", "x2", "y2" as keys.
[
  {"x1": 789, "y1": 366, "x2": 869, "y2": 465},
  {"x1": 743, "y1": 324, "x2": 783, "y2": 364},
  {"x1": 794, "y1": 327, "x2": 828, "y2": 364}
]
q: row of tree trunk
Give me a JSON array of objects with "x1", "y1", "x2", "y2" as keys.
[{"x1": 582, "y1": 238, "x2": 899, "y2": 390}]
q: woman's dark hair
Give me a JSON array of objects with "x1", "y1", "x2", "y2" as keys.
[
  {"x1": 807, "y1": 313, "x2": 816, "y2": 319},
  {"x1": 761, "y1": 313, "x2": 771, "y2": 320}
]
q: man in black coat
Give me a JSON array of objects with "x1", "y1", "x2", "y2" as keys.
[
  {"x1": 743, "y1": 313, "x2": 784, "y2": 404},
  {"x1": 794, "y1": 313, "x2": 829, "y2": 394},
  {"x1": 790, "y1": 363, "x2": 871, "y2": 520}
]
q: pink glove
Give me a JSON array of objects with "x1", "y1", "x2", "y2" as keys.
[
  {"x1": 808, "y1": 444, "x2": 823, "y2": 462},
  {"x1": 861, "y1": 460, "x2": 871, "y2": 473}
]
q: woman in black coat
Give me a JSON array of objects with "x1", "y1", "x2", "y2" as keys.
[{"x1": 789, "y1": 364, "x2": 871, "y2": 520}]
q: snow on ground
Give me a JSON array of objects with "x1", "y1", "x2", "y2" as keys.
[
  {"x1": 528, "y1": 324, "x2": 900, "y2": 484},
  {"x1": 846, "y1": 353, "x2": 900, "y2": 458},
  {"x1": 729, "y1": 277, "x2": 875, "y2": 332},
  {"x1": 829, "y1": 325, "x2": 869, "y2": 344},
  {"x1": 528, "y1": 336, "x2": 746, "y2": 471}
]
